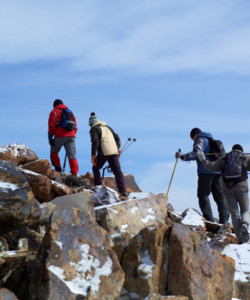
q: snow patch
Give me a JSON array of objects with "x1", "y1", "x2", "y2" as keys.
[
  {"x1": 55, "y1": 241, "x2": 63, "y2": 249},
  {"x1": 181, "y1": 208, "x2": 205, "y2": 227},
  {"x1": 0, "y1": 180, "x2": 19, "y2": 192},
  {"x1": 146, "y1": 208, "x2": 154, "y2": 214},
  {"x1": 141, "y1": 215, "x2": 156, "y2": 224},
  {"x1": 48, "y1": 243, "x2": 113, "y2": 296},
  {"x1": 131, "y1": 207, "x2": 139, "y2": 214},
  {"x1": 138, "y1": 250, "x2": 155, "y2": 279},
  {"x1": 223, "y1": 242, "x2": 250, "y2": 282}
]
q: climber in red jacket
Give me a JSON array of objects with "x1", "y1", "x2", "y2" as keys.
[{"x1": 48, "y1": 99, "x2": 78, "y2": 175}]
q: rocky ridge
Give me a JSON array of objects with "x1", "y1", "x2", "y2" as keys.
[{"x1": 0, "y1": 143, "x2": 250, "y2": 300}]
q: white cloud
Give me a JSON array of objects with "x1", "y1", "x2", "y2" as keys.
[{"x1": 1, "y1": 1, "x2": 250, "y2": 75}]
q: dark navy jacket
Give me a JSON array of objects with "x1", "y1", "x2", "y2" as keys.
[{"x1": 183, "y1": 132, "x2": 220, "y2": 175}]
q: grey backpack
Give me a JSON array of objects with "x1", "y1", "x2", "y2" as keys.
[{"x1": 223, "y1": 151, "x2": 247, "y2": 183}]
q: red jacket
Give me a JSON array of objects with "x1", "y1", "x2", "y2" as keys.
[{"x1": 48, "y1": 104, "x2": 77, "y2": 137}]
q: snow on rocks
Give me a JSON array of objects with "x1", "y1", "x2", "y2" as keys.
[{"x1": 0, "y1": 143, "x2": 38, "y2": 165}]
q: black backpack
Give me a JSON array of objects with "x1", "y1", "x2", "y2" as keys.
[
  {"x1": 207, "y1": 137, "x2": 225, "y2": 161},
  {"x1": 223, "y1": 151, "x2": 247, "y2": 184},
  {"x1": 60, "y1": 108, "x2": 76, "y2": 131}
]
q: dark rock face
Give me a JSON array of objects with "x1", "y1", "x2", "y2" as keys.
[
  {"x1": 0, "y1": 160, "x2": 41, "y2": 234},
  {"x1": 27, "y1": 207, "x2": 124, "y2": 300},
  {"x1": 121, "y1": 225, "x2": 170, "y2": 298},
  {"x1": 102, "y1": 174, "x2": 141, "y2": 192},
  {"x1": 22, "y1": 159, "x2": 58, "y2": 180},
  {"x1": 167, "y1": 223, "x2": 235, "y2": 300}
]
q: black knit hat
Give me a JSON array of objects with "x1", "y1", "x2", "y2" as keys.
[
  {"x1": 232, "y1": 144, "x2": 243, "y2": 152},
  {"x1": 89, "y1": 112, "x2": 99, "y2": 127},
  {"x1": 53, "y1": 99, "x2": 63, "y2": 107},
  {"x1": 190, "y1": 128, "x2": 201, "y2": 139}
]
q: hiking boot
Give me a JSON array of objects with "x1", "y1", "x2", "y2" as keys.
[
  {"x1": 240, "y1": 223, "x2": 250, "y2": 244},
  {"x1": 119, "y1": 192, "x2": 129, "y2": 201},
  {"x1": 120, "y1": 192, "x2": 128, "y2": 197}
]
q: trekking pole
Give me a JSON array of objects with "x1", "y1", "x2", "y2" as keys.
[
  {"x1": 120, "y1": 138, "x2": 136, "y2": 154},
  {"x1": 166, "y1": 149, "x2": 181, "y2": 199},
  {"x1": 101, "y1": 138, "x2": 136, "y2": 179},
  {"x1": 62, "y1": 153, "x2": 67, "y2": 173},
  {"x1": 120, "y1": 138, "x2": 131, "y2": 153}
]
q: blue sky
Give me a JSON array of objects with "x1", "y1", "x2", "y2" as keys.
[{"x1": 1, "y1": 0, "x2": 250, "y2": 216}]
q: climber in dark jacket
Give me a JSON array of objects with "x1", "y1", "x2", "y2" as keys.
[
  {"x1": 89, "y1": 112, "x2": 127, "y2": 197},
  {"x1": 175, "y1": 128, "x2": 229, "y2": 224},
  {"x1": 198, "y1": 144, "x2": 250, "y2": 244}
]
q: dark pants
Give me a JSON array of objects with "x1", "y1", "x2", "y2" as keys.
[
  {"x1": 198, "y1": 174, "x2": 229, "y2": 223},
  {"x1": 92, "y1": 155, "x2": 126, "y2": 193}
]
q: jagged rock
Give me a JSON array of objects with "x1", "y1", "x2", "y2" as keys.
[
  {"x1": 122, "y1": 225, "x2": 170, "y2": 298},
  {"x1": 167, "y1": 223, "x2": 235, "y2": 300},
  {"x1": 0, "y1": 237, "x2": 9, "y2": 252},
  {"x1": 51, "y1": 190, "x2": 95, "y2": 218},
  {"x1": 0, "y1": 144, "x2": 38, "y2": 165},
  {"x1": 205, "y1": 220, "x2": 222, "y2": 233},
  {"x1": 223, "y1": 243, "x2": 250, "y2": 299},
  {"x1": 95, "y1": 193, "x2": 168, "y2": 261},
  {"x1": 22, "y1": 159, "x2": 58, "y2": 180},
  {"x1": 181, "y1": 208, "x2": 207, "y2": 236},
  {"x1": 102, "y1": 174, "x2": 141, "y2": 193},
  {"x1": 0, "y1": 250, "x2": 37, "y2": 284},
  {"x1": 167, "y1": 210, "x2": 182, "y2": 223},
  {"x1": 0, "y1": 160, "x2": 41, "y2": 234},
  {"x1": 0, "y1": 288, "x2": 19, "y2": 299},
  {"x1": 92, "y1": 186, "x2": 120, "y2": 206},
  {"x1": 26, "y1": 207, "x2": 124, "y2": 300},
  {"x1": 208, "y1": 223, "x2": 238, "y2": 252},
  {"x1": 61, "y1": 172, "x2": 94, "y2": 189},
  {"x1": 234, "y1": 281, "x2": 250, "y2": 300},
  {"x1": 21, "y1": 169, "x2": 71, "y2": 203},
  {"x1": 1, "y1": 227, "x2": 44, "y2": 252}
]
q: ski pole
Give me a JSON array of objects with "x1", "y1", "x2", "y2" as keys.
[
  {"x1": 102, "y1": 138, "x2": 136, "y2": 178},
  {"x1": 120, "y1": 138, "x2": 131, "y2": 153},
  {"x1": 62, "y1": 153, "x2": 67, "y2": 173},
  {"x1": 121, "y1": 138, "x2": 136, "y2": 154},
  {"x1": 166, "y1": 149, "x2": 181, "y2": 199}
]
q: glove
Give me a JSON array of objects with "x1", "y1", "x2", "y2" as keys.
[
  {"x1": 197, "y1": 151, "x2": 205, "y2": 161},
  {"x1": 91, "y1": 155, "x2": 97, "y2": 167},
  {"x1": 175, "y1": 151, "x2": 183, "y2": 159},
  {"x1": 48, "y1": 133, "x2": 55, "y2": 147},
  {"x1": 118, "y1": 149, "x2": 121, "y2": 158}
]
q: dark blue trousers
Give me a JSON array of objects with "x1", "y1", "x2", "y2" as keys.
[{"x1": 92, "y1": 155, "x2": 126, "y2": 193}]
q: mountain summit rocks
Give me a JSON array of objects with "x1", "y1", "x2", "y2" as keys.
[{"x1": 0, "y1": 143, "x2": 249, "y2": 300}]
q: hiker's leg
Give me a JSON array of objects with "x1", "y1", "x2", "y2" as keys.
[
  {"x1": 236, "y1": 191, "x2": 250, "y2": 243},
  {"x1": 225, "y1": 192, "x2": 242, "y2": 241},
  {"x1": 211, "y1": 175, "x2": 229, "y2": 224},
  {"x1": 64, "y1": 137, "x2": 78, "y2": 175},
  {"x1": 50, "y1": 137, "x2": 64, "y2": 172},
  {"x1": 236, "y1": 191, "x2": 250, "y2": 225},
  {"x1": 197, "y1": 174, "x2": 215, "y2": 222},
  {"x1": 107, "y1": 155, "x2": 126, "y2": 193},
  {"x1": 92, "y1": 155, "x2": 106, "y2": 186}
]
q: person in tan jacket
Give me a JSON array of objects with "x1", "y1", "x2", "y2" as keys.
[
  {"x1": 198, "y1": 144, "x2": 250, "y2": 244},
  {"x1": 89, "y1": 112, "x2": 127, "y2": 197}
]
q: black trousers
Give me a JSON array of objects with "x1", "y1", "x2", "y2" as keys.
[
  {"x1": 92, "y1": 155, "x2": 126, "y2": 193},
  {"x1": 197, "y1": 174, "x2": 229, "y2": 224}
]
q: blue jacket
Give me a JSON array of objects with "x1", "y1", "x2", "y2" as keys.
[{"x1": 183, "y1": 132, "x2": 220, "y2": 175}]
